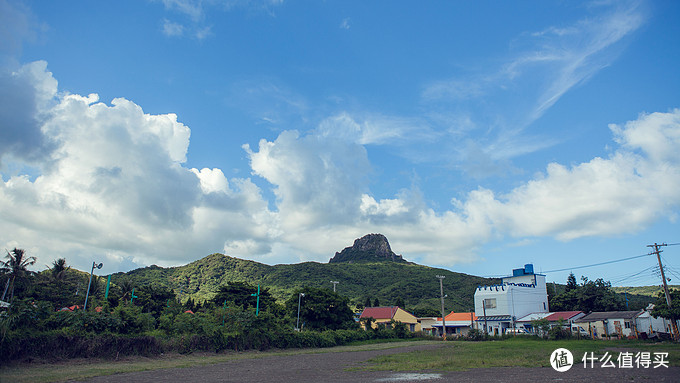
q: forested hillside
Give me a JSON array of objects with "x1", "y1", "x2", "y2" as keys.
[{"x1": 110, "y1": 253, "x2": 497, "y2": 316}]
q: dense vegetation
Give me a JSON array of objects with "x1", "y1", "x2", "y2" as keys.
[
  {"x1": 0, "y1": 250, "x2": 434, "y2": 362},
  {"x1": 549, "y1": 273, "x2": 626, "y2": 312},
  {"x1": 3, "y1": 247, "x2": 675, "y2": 363},
  {"x1": 612, "y1": 285, "x2": 680, "y2": 310},
  {"x1": 548, "y1": 273, "x2": 657, "y2": 312},
  {"x1": 650, "y1": 288, "x2": 680, "y2": 326}
]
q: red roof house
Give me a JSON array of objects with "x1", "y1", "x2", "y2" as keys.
[{"x1": 544, "y1": 311, "x2": 585, "y2": 323}]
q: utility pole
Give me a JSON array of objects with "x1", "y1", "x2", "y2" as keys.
[
  {"x1": 330, "y1": 281, "x2": 339, "y2": 292},
  {"x1": 648, "y1": 243, "x2": 679, "y2": 340},
  {"x1": 482, "y1": 299, "x2": 488, "y2": 336},
  {"x1": 436, "y1": 275, "x2": 446, "y2": 339}
]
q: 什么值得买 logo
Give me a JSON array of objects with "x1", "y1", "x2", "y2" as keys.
[{"x1": 550, "y1": 348, "x2": 573, "y2": 372}]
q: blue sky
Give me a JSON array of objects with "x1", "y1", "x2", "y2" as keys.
[{"x1": 1, "y1": 0, "x2": 679, "y2": 287}]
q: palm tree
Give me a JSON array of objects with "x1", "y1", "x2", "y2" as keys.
[
  {"x1": 51, "y1": 258, "x2": 69, "y2": 282},
  {"x1": 1, "y1": 248, "x2": 36, "y2": 301},
  {"x1": 118, "y1": 277, "x2": 134, "y2": 302}
]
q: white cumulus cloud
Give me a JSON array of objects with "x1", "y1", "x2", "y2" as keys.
[
  {"x1": 2, "y1": 61, "x2": 678, "y2": 273},
  {"x1": 472, "y1": 110, "x2": 680, "y2": 241},
  {"x1": 244, "y1": 108, "x2": 680, "y2": 266},
  {"x1": 0, "y1": 61, "x2": 274, "y2": 272}
]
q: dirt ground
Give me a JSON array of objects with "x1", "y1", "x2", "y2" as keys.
[{"x1": 72, "y1": 343, "x2": 679, "y2": 383}]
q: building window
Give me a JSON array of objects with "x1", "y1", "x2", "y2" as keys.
[
  {"x1": 625, "y1": 322, "x2": 630, "y2": 329},
  {"x1": 483, "y1": 298, "x2": 497, "y2": 309},
  {"x1": 543, "y1": 302, "x2": 546, "y2": 310},
  {"x1": 410, "y1": 324, "x2": 415, "y2": 332}
]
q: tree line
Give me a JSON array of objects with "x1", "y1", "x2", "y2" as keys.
[
  {"x1": 0, "y1": 249, "x2": 423, "y2": 362},
  {"x1": 548, "y1": 272, "x2": 679, "y2": 324}
]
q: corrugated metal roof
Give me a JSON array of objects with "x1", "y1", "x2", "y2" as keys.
[{"x1": 574, "y1": 311, "x2": 641, "y2": 322}]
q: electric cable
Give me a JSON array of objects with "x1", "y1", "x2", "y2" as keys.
[{"x1": 541, "y1": 253, "x2": 652, "y2": 274}]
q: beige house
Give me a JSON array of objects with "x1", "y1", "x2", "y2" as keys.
[
  {"x1": 360, "y1": 306, "x2": 421, "y2": 332},
  {"x1": 417, "y1": 317, "x2": 438, "y2": 335},
  {"x1": 574, "y1": 311, "x2": 640, "y2": 339}
]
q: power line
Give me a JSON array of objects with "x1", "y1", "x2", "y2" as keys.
[
  {"x1": 542, "y1": 253, "x2": 652, "y2": 274},
  {"x1": 661, "y1": 259, "x2": 680, "y2": 281},
  {"x1": 610, "y1": 265, "x2": 657, "y2": 285},
  {"x1": 483, "y1": 240, "x2": 678, "y2": 280}
]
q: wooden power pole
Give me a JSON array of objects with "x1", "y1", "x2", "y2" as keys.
[{"x1": 648, "y1": 243, "x2": 679, "y2": 340}]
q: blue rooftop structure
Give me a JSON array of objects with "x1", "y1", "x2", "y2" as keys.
[{"x1": 512, "y1": 264, "x2": 536, "y2": 277}]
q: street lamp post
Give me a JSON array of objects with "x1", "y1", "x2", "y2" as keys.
[
  {"x1": 436, "y1": 275, "x2": 446, "y2": 339},
  {"x1": 330, "y1": 281, "x2": 339, "y2": 292},
  {"x1": 296, "y1": 292, "x2": 305, "y2": 331},
  {"x1": 84, "y1": 261, "x2": 103, "y2": 311}
]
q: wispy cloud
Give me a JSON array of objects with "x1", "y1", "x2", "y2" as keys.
[
  {"x1": 156, "y1": 0, "x2": 284, "y2": 39},
  {"x1": 316, "y1": 112, "x2": 438, "y2": 147},
  {"x1": 421, "y1": 79, "x2": 484, "y2": 102},
  {"x1": 160, "y1": 0, "x2": 203, "y2": 21},
  {"x1": 523, "y1": 2, "x2": 647, "y2": 123},
  {"x1": 162, "y1": 19, "x2": 184, "y2": 37},
  {"x1": 419, "y1": 0, "x2": 647, "y2": 175},
  {"x1": 195, "y1": 25, "x2": 212, "y2": 40},
  {"x1": 226, "y1": 78, "x2": 310, "y2": 127}
]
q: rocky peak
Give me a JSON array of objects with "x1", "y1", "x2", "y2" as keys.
[{"x1": 329, "y1": 234, "x2": 408, "y2": 264}]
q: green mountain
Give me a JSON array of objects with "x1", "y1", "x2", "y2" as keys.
[
  {"x1": 611, "y1": 285, "x2": 680, "y2": 310},
  {"x1": 28, "y1": 234, "x2": 674, "y2": 315},
  {"x1": 108, "y1": 234, "x2": 498, "y2": 315},
  {"x1": 612, "y1": 285, "x2": 680, "y2": 297}
]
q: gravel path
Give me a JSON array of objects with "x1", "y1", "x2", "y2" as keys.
[{"x1": 74, "y1": 343, "x2": 679, "y2": 383}]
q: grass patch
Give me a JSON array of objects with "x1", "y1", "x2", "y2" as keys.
[
  {"x1": 345, "y1": 337, "x2": 427, "y2": 347},
  {"x1": 0, "y1": 340, "x2": 438, "y2": 383},
  {"x1": 363, "y1": 338, "x2": 680, "y2": 371}
]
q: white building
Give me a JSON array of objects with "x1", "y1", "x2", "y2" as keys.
[
  {"x1": 636, "y1": 304, "x2": 677, "y2": 338},
  {"x1": 474, "y1": 264, "x2": 549, "y2": 335}
]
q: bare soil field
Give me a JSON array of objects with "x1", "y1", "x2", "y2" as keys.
[{"x1": 68, "y1": 342, "x2": 678, "y2": 383}]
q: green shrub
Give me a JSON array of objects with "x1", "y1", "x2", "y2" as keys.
[
  {"x1": 391, "y1": 320, "x2": 407, "y2": 339},
  {"x1": 549, "y1": 326, "x2": 572, "y2": 340},
  {"x1": 464, "y1": 328, "x2": 487, "y2": 341},
  {"x1": 0, "y1": 332, "x2": 165, "y2": 362},
  {"x1": 112, "y1": 304, "x2": 155, "y2": 334}
]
